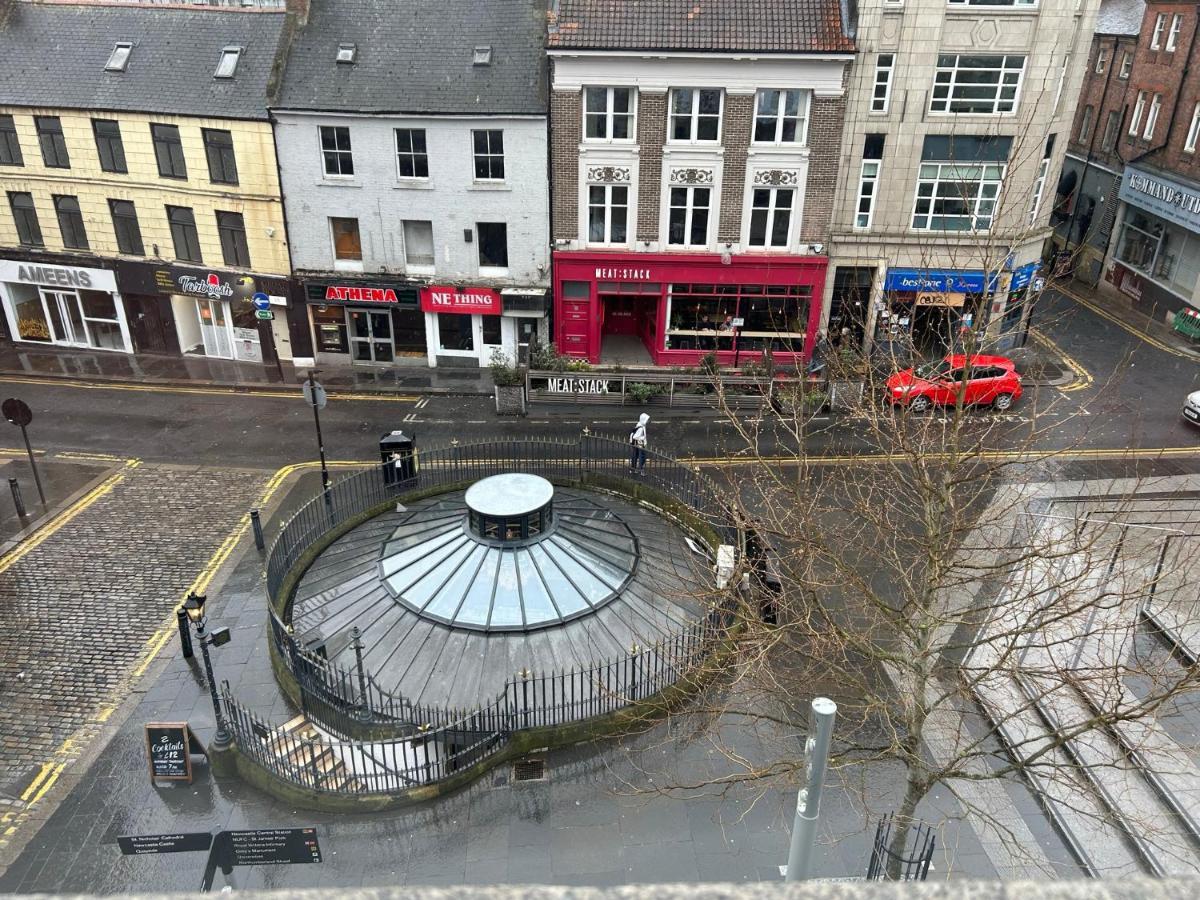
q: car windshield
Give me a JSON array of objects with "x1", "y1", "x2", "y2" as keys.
[{"x1": 914, "y1": 360, "x2": 951, "y2": 380}]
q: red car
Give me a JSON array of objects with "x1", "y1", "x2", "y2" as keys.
[{"x1": 887, "y1": 354, "x2": 1023, "y2": 413}]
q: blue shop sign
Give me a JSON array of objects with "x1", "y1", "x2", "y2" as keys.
[
  {"x1": 885, "y1": 268, "x2": 991, "y2": 293},
  {"x1": 1010, "y1": 262, "x2": 1040, "y2": 290}
]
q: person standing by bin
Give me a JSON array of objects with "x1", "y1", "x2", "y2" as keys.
[{"x1": 629, "y1": 413, "x2": 649, "y2": 476}]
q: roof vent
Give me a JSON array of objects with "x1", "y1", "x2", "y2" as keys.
[
  {"x1": 105, "y1": 42, "x2": 132, "y2": 73},
  {"x1": 336, "y1": 43, "x2": 357, "y2": 64},
  {"x1": 214, "y1": 46, "x2": 242, "y2": 79},
  {"x1": 473, "y1": 46, "x2": 493, "y2": 66}
]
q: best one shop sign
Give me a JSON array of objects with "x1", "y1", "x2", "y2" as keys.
[{"x1": 419, "y1": 286, "x2": 501, "y2": 314}]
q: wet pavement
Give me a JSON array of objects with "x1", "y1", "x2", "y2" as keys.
[
  {"x1": 0, "y1": 456, "x2": 107, "y2": 544},
  {"x1": 0, "y1": 472, "x2": 1078, "y2": 891}
]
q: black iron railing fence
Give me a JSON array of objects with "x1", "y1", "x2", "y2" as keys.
[{"x1": 224, "y1": 436, "x2": 743, "y2": 796}]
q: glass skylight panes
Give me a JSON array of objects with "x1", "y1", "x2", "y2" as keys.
[
  {"x1": 214, "y1": 47, "x2": 241, "y2": 79},
  {"x1": 105, "y1": 43, "x2": 132, "y2": 72}
]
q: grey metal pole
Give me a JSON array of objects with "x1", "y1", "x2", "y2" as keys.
[
  {"x1": 195, "y1": 617, "x2": 232, "y2": 750},
  {"x1": 785, "y1": 696, "x2": 837, "y2": 882}
]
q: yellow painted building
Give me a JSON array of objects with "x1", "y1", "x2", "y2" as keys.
[{"x1": 0, "y1": 1, "x2": 296, "y2": 362}]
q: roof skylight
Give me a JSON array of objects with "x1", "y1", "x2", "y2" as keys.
[
  {"x1": 336, "y1": 43, "x2": 357, "y2": 64},
  {"x1": 105, "y1": 42, "x2": 133, "y2": 73},
  {"x1": 214, "y1": 46, "x2": 242, "y2": 79},
  {"x1": 473, "y1": 46, "x2": 493, "y2": 66}
]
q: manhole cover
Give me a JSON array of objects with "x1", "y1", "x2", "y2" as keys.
[{"x1": 513, "y1": 758, "x2": 546, "y2": 782}]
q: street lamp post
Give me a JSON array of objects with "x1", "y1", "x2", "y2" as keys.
[
  {"x1": 183, "y1": 592, "x2": 232, "y2": 751},
  {"x1": 785, "y1": 696, "x2": 838, "y2": 882}
]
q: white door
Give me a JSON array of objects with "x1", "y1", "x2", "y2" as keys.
[
  {"x1": 479, "y1": 314, "x2": 505, "y2": 365},
  {"x1": 43, "y1": 290, "x2": 88, "y2": 346},
  {"x1": 195, "y1": 298, "x2": 234, "y2": 359}
]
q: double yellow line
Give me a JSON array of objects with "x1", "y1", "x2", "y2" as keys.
[
  {"x1": 1028, "y1": 328, "x2": 1094, "y2": 392},
  {"x1": 1057, "y1": 284, "x2": 1197, "y2": 360}
]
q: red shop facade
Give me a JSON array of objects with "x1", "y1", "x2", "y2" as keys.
[{"x1": 552, "y1": 251, "x2": 828, "y2": 367}]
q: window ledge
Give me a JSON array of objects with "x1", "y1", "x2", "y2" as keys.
[
  {"x1": 394, "y1": 180, "x2": 435, "y2": 191},
  {"x1": 317, "y1": 180, "x2": 362, "y2": 188},
  {"x1": 479, "y1": 266, "x2": 510, "y2": 277},
  {"x1": 469, "y1": 183, "x2": 512, "y2": 192},
  {"x1": 333, "y1": 261, "x2": 365, "y2": 272},
  {"x1": 406, "y1": 265, "x2": 436, "y2": 275}
]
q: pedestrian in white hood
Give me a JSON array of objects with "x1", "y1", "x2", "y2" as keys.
[{"x1": 629, "y1": 413, "x2": 649, "y2": 475}]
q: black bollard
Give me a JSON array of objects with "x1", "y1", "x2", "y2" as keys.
[
  {"x1": 250, "y1": 509, "x2": 265, "y2": 552},
  {"x1": 177, "y1": 608, "x2": 194, "y2": 659},
  {"x1": 8, "y1": 477, "x2": 26, "y2": 520}
]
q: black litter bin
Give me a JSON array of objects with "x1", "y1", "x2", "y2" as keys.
[{"x1": 380, "y1": 430, "x2": 415, "y2": 485}]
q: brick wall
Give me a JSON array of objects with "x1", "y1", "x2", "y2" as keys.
[
  {"x1": 636, "y1": 92, "x2": 667, "y2": 242},
  {"x1": 1069, "y1": 34, "x2": 1138, "y2": 169},
  {"x1": 801, "y1": 94, "x2": 845, "y2": 242},
  {"x1": 550, "y1": 88, "x2": 581, "y2": 241},
  {"x1": 717, "y1": 95, "x2": 753, "y2": 242},
  {"x1": 1127, "y1": 3, "x2": 1200, "y2": 177}
]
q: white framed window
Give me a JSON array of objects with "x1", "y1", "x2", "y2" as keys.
[
  {"x1": 583, "y1": 87, "x2": 635, "y2": 141},
  {"x1": 587, "y1": 184, "x2": 629, "y2": 244},
  {"x1": 871, "y1": 54, "x2": 894, "y2": 113},
  {"x1": 1167, "y1": 14, "x2": 1182, "y2": 51},
  {"x1": 402, "y1": 219, "x2": 434, "y2": 267},
  {"x1": 855, "y1": 161, "x2": 880, "y2": 229},
  {"x1": 1119, "y1": 51, "x2": 1132, "y2": 79},
  {"x1": 669, "y1": 89, "x2": 722, "y2": 142},
  {"x1": 1144, "y1": 93, "x2": 1162, "y2": 139},
  {"x1": 395, "y1": 129, "x2": 429, "y2": 179},
  {"x1": 947, "y1": 0, "x2": 1036, "y2": 6},
  {"x1": 930, "y1": 55, "x2": 1024, "y2": 115},
  {"x1": 747, "y1": 188, "x2": 794, "y2": 248},
  {"x1": 1185, "y1": 103, "x2": 1200, "y2": 153},
  {"x1": 1078, "y1": 104, "x2": 1094, "y2": 142},
  {"x1": 1053, "y1": 54, "x2": 1069, "y2": 115},
  {"x1": 330, "y1": 216, "x2": 362, "y2": 270},
  {"x1": 319, "y1": 126, "x2": 353, "y2": 177},
  {"x1": 1130, "y1": 91, "x2": 1147, "y2": 135},
  {"x1": 1094, "y1": 48, "x2": 1108, "y2": 73},
  {"x1": 667, "y1": 186, "x2": 711, "y2": 246},
  {"x1": 1028, "y1": 137, "x2": 1054, "y2": 226},
  {"x1": 472, "y1": 130, "x2": 505, "y2": 180},
  {"x1": 912, "y1": 162, "x2": 1006, "y2": 232},
  {"x1": 752, "y1": 90, "x2": 810, "y2": 144},
  {"x1": 1151, "y1": 13, "x2": 1166, "y2": 49}
]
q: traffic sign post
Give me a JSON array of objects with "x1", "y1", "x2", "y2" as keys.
[
  {"x1": 2, "y1": 398, "x2": 45, "y2": 506},
  {"x1": 305, "y1": 371, "x2": 331, "y2": 505},
  {"x1": 255, "y1": 309, "x2": 274, "y2": 321},
  {"x1": 251, "y1": 292, "x2": 271, "y2": 311}
]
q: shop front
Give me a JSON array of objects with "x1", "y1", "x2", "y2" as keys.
[
  {"x1": 1108, "y1": 164, "x2": 1200, "y2": 311},
  {"x1": 0, "y1": 256, "x2": 132, "y2": 353},
  {"x1": 420, "y1": 284, "x2": 511, "y2": 368},
  {"x1": 114, "y1": 261, "x2": 290, "y2": 361},
  {"x1": 303, "y1": 278, "x2": 425, "y2": 367},
  {"x1": 878, "y1": 268, "x2": 995, "y2": 354},
  {"x1": 552, "y1": 252, "x2": 827, "y2": 367}
]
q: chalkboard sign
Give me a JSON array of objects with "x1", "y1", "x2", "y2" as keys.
[{"x1": 145, "y1": 722, "x2": 200, "y2": 782}]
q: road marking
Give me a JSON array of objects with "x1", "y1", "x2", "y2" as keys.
[
  {"x1": 414, "y1": 397, "x2": 430, "y2": 409},
  {"x1": 0, "y1": 375, "x2": 420, "y2": 403},
  {"x1": 402, "y1": 413, "x2": 420, "y2": 423},
  {"x1": 0, "y1": 458, "x2": 357, "y2": 857},
  {"x1": 1056, "y1": 284, "x2": 1195, "y2": 359},
  {"x1": 1028, "y1": 327, "x2": 1094, "y2": 393},
  {"x1": 0, "y1": 467, "x2": 126, "y2": 576}
]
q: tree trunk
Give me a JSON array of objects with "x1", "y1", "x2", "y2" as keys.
[{"x1": 884, "y1": 775, "x2": 925, "y2": 880}]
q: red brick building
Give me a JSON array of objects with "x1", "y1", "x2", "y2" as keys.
[{"x1": 545, "y1": 0, "x2": 853, "y2": 367}]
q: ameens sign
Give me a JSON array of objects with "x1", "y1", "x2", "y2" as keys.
[
  {"x1": 419, "y1": 285, "x2": 502, "y2": 315},
  {"x1": 0, "y1": 260, "x2": 117, "y2": 293},
  {"x1": 325, "y1": 285, "x2": 400, "y2": 304}
]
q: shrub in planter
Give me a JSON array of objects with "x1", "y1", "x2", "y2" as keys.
[
  {"x1": 490, "y1": 350, "x2": 526, "y2": 416},
  {"x1": 626, "y1": 381, "x2": 662, "y2": 404}
]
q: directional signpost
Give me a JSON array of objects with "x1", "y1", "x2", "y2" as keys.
[
  {"x1": 303, "y1": 371, "x2": 331, "y2": 503},
  {"x1": 2, "y1": 398, "x2": 45, "y2": 506},
  {"x1": 252, "y1": 292, "x2": 274, "y2": 321}
]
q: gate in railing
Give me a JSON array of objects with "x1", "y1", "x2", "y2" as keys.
[{"x1": 226, "y1": 436, "x2": 743, "y2": 796}]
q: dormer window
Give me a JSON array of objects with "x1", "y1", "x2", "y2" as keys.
[
  {"x1": 336, "y1": 43, "x2": 357, "y2": 64},
  {"x1": 105, "y1": 42, "x2": 132, "y2": 73},
  {"x1": 473, "y1": 46, "x2": 492, "y2": 66},
  {"x1": 214, "y1": 46, "x2": 242, "y2": 79}
]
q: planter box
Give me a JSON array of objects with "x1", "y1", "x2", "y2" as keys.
[
  {"x1": 494, "y1": 385, "x2": 526, "y2": 416},
  {"x1": 828, "y1": 379, "x2": 865, "y2": 411}
]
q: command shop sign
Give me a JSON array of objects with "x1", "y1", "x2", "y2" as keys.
[
  {"x1": 419, "y1": 285, "x2": 502, "y2": 315},
  {"x1": 1120, "y1": 165, "x2": 1200, "y2": 232}
]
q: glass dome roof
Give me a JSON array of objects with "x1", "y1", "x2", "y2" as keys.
[{"x1": 379, "y1": 476, "x2": 639, "y2": 632}]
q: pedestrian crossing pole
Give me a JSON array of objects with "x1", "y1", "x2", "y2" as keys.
[{"x1": 785, "y1": 696, "x2": 837, "y2": 882}]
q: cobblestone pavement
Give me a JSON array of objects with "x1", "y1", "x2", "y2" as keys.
[{"x1": 0, "y1": 462, "x2": 267, "y2": 797}]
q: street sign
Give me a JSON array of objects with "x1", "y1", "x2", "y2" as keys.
[
  {"x1": 119, "y1": 833, "x2": 213, "y2": 856},
  {"x1": 225, "y1": 828, "x2": 323, "y2": 866},
  {"x1": 2, "y1": 398, "x2": 32, "y2": 427},
  {"x1": 255, "y1": 309, "x2": 274, "y2": 321},
  {"x1": 302, "y1": 379, "x2": 327, "y2": 410},
  {"x1": 252, "y1": 292, "x2": 271, "y2": 310}
]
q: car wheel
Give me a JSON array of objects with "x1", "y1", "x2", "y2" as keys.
[
  {"x1": 909, "y1": 395, "x2": 931, "y2": 413},
  {"x1": 993, "y1": 393, "x2": 1014, "y2": 411}
]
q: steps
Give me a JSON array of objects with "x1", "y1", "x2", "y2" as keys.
[{"x1": 254, "y1": 713, "x2": 365, "y2": 792}]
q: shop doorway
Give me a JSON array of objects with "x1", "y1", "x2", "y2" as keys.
[
  {"x1": 44, "y1": 290, "x2": 88, "y2": 346},
  {"x1": 126, "y1": 295, "x2": 174, "y2": 354},
  {"x1": 348, "y1": 307, "x2": 394, "y2": 364},
  {"x1": 600, "y1": 294, "x2": 653, "y2": 365},
  {"x1": 195, "y1": 298, "x2": 234, "y2": 359}
]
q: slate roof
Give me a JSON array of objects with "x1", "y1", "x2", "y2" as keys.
[
  {"x1": 0, "y1": 2, "x2": 286, "y2": 120},
  {"x1": 547, "y1": 0, "x2": 854, "y2": 53},
  {"x1": 1095, "y1": 0, "x2": 1146, "y2": 36},
  {"x1": 276, "y1": 0, "x2": 548, "y2": 115}
]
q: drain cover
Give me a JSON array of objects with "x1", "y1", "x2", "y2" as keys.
[{"x1": 513, "y1": 758, "x2": 546, "y2": 782}]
